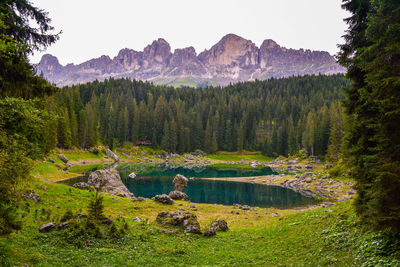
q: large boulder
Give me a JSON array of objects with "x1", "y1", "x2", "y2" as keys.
[
  {"x1": 211, "y1": 219, "x2": 229, "y2": 232},
  {"x1": 156, "y1": 210, "x2": 201, "y2": 234},
  {"x1": 168, "y1": 191, "x2": 189, "y2": 200},
  {"x1": 106, "y1": 148, "x2": 120, "y2": 162},
  {"x1": 88, "y1": 169, "x2": 134, "y2": 198},
  {"x1": 203, "y1": 226, "x2": 216, "y2": 237},
  {"x1": 153, "y1": 194, "x2": 174, "y2": 205},
  {"x1": 58, "y1": 154, "x2": 68, "y2": 163},
  {"x1": 58, "y1": 222, "x2": 70, "y2": 230},
  {"x1": 184, "y1": 220, "x2": 201, "y2": 234},
  {"x1": 173, "y1": 174, "x2": 188, "y2": 192},
  {"x1": 39, "y1": 222, "x2": 56, "y2": 233}
]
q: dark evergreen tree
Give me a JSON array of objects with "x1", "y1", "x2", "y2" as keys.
[{"x1": 338, "y1": 0, "x2": 400, "y2": 231}]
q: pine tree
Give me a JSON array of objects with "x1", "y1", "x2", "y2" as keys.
[{"x1": 339, "y1": 0, "x2": 400, "y2": 231}]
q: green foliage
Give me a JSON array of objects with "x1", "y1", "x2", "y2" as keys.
[
  {"x1": 0, "y1": 98, "x2": 55, "y2": 235},
  {"x1": 192, "y1": 149, "x2": 206, "y2": 157},
  {"x1": 54, "y1": 75, "x2": 349, "y2": 155},
  {"x1": 0, "y1": 0, "x2": 59, "y2": 99},
  {"x1": 88, "y1": 190, "x2": 105, "y2": 222},
  {"x1": 339, "y1": 0, "x2": 400, "y2": 232}
]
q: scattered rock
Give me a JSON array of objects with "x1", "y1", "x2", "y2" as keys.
[
  {"x1": 156, "y1": 211, "x2": 169, "y2": 220},
  {"x1": 39, "y1": 222, "x2": 56, "y2": 233},
  {"x1": 203, "y1": 226, "x2": 216, "y2": 237},
  {"x1": 157, "y1": 210, "x2": 201, "y2": 234},
  {"x1": 128, "y1": 172, "x2": 136, "y2": 179},
  {"x1": 22, "y1": 190, "x2": 41, "y2": 203},
  {"x1": 133, "y1": 217, "x2": 141, "y2": 222},
  {"x1": 241, "y1": 205, "x2": 250, "y2": 210},
  {"x1": 168, "y1": 191, "x2": 189, "y2": 200},
  {"x1": 76, "y1": 213, "x2": 87, "y2": 218},
  {"x1": 211, "y1": 219, "x2": 229, "y2": 231},
  {"x1": 48, "y1": 158, "x2": 55, "y2": 163},
  {"x1": 58, "y1": 222, "x2": 70, "y2": 230},
  {"x1": 321, "y1": 202, "x2": 334, "y2": 207},
  {"x1": 72, "y1": 182, "x2": 89, "y2": 190},
  {"x1": 58, "y1": 154, "x2": 68, "y2": 163},
  {"x1": 184, "y1": 220, "x2": 201, "y2": 234},
  {"x1": 339, "y1": 196, "x2": 351, "y2": 201},
  {"x1": 106, "y1": 148, "x2": 120, "y2": 162},
  {"x1": 346, "y1": 189, "x2": 356, "y2": 195},
  {"x1": 55, "y1": 164, "x2": 62, "y2": 170},
  {"x1": 305, "y1": 177, "x2": 312, "y2": 183},
  {"x1": 154, "y1": 194, "x2": 174, "y2": 205},
  {"x1": 173, "y1": 174, "x2": 188, "y2": 192}
]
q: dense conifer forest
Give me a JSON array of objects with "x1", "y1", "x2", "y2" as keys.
[{"x1": 51, "y1": 75, "x2": 349, "y2": 157}]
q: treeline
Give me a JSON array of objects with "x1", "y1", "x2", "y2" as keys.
[{"x1": 50, "y1": 74, "x2": 349, "y2": 157}]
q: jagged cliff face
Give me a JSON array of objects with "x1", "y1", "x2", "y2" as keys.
[{"x1": 37, "y1": 33, "x2": 345, "y2": 87}]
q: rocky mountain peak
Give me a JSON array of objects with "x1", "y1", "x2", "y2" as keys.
[
  {"x1": 198, "y1": 34, "x2": 259, "y2": 67},
  {"x1": 169, "y1": 46, "x2": 198, "y2": 67},
  {"x1": 143, "y1": 38, "x2": 172, "y2": 65},
  {"x1": 37, "y1": 34, "x2": 346, "y2": 87},
  {"x1": 38, "y1": 54, "x2": 62, "y2": 74},
  {"x1": 260, "y1": 39, "x2": 279, "y2": 50}
]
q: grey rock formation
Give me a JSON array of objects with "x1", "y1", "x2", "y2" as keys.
[
  {"x1": 156, "y1": 210, "x2": 201, "y2": 234},
  {"x1": 22, "y1": 190, "x2": 41, "y2": 203},
  {"x1": 37, "y1": 34, "x2": 346, "y2": 87},
  {"x1": 58, "y1": 222, "x2": 70, "y2": 230},
  {"x1": 87, "y1": 169, "x2": 134, "y2": 198},
  {"x1": 153, "y1": 194, "x2": 174, "y2": 205},
  {"x1": 106, "y1": 149, "x2": 120, "y2": 162},
  {"x1": 39, "y1": 222, "x2": 56, "y2": 233},
  {"x1": 168, "y1": 190, "x2": 189, "y2": 200},
  {"x1": 203, "y1": 226, "x2": 216, "y2": 237},
  {"x1": 58, "y1": 154, "x2": 68, "y2": 163},
  {"x1": 183, "y1": 219, "x2": 201, "y2": 234},
  {"x1": 211, "y1": 219, "x2": 229, "y2": 232},
  {"x1": 173, "y1": 174, "x2": 188, "y2": 192}
]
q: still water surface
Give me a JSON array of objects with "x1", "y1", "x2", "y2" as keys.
[{"x1": 62, "y1": 164, "x2": 318, "y2": 208}]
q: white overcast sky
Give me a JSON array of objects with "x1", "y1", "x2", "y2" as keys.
[{"x1": 29, "y1": 0, "x2": 350, "y2": 65}]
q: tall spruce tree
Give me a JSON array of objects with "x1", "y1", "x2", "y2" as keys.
[{"x1": 339, "y1": 0, "x2": 400, "y2": 231}]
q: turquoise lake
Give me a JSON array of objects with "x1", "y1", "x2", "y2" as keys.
[{"x1": 64, "y1": 164, "x2": 318, "y2": 208}]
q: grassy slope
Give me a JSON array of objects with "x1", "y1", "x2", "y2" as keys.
[
  {"x1": 2, "y1": 180, "x2": 399, "y2": 266},
  {"x1": 206, "y1": 151, "x2": 273, "y2": 162},
  {"x1": 4, "y1": 150, "x2": 399, "y2": 266}
]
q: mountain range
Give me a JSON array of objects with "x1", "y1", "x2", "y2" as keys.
[{"x1": 37, "y1": 33, "x2": 346, "y2": 87}]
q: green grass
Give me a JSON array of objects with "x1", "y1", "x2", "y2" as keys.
[
  {"x1": 1, "y1": 179, "x2": 399, "y2": 266},
  {"x1": 68, "y1": 164, "x2": 105, "y2": 174},
  {"x1": 56, "y1": 149, "x2": 104, "y2": 162},
  {"x1": 206, "y1": 151, "x2": 273, "y2": 162},
  {"x1": 208, "y1": 163, "x2": 268, "y2": 170}
]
